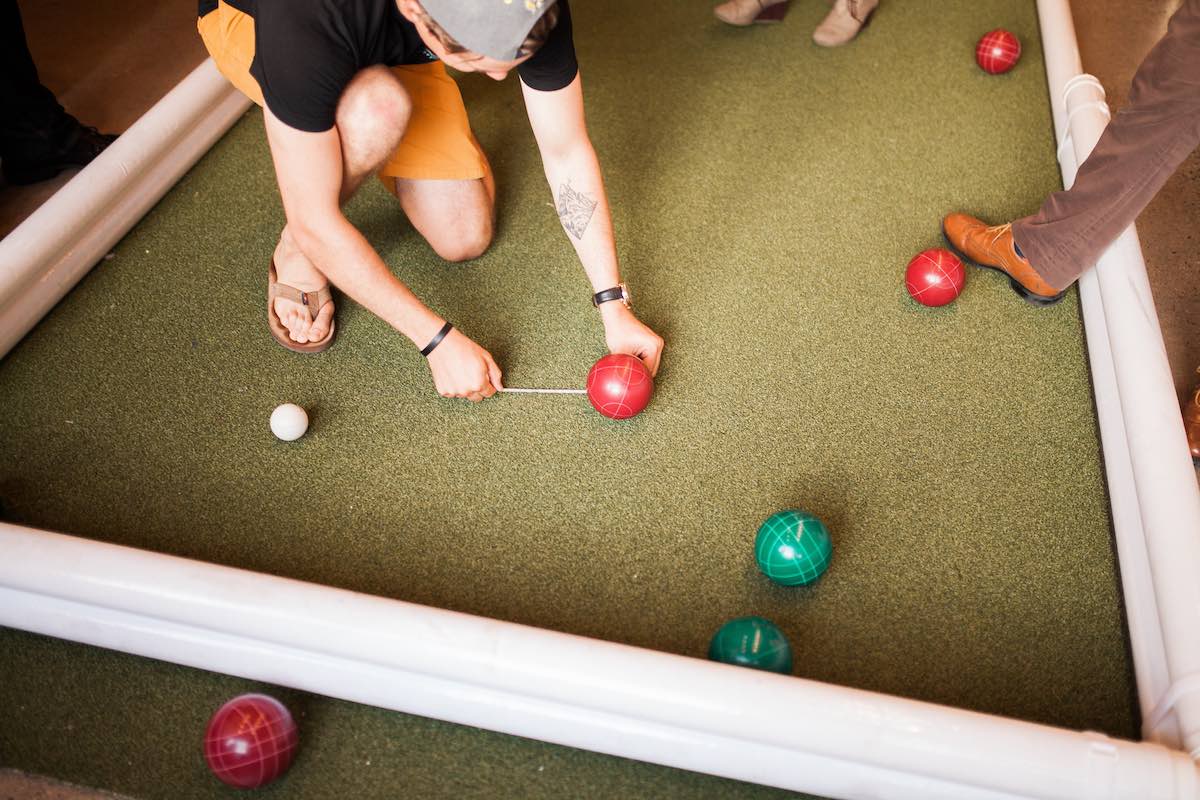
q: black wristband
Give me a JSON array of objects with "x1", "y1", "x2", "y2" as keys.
[{"x1": 420, "y1": 322, "x2": 453, "y2": 357}]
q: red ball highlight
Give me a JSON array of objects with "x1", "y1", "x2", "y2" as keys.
[
  {"x1": 905, "y1": 248, "x2": 965, "y2": 307},
  {"x1": 203, "y1": 694, "x2": 298, "y2": 789},
  {"x1": 976, "y1": 29, "x2": 1021, "y2": 74},
  {"x1": 586, "y1": 354, "x2": 653, "y2": 420}
]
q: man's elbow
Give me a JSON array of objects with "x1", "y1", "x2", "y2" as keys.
[{"x1": 540, "y1": 136, "x2": 593, "y2": 176}]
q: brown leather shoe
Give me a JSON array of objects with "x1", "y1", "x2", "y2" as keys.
[
  {"x1": 1184, "y1": 374, "x2": 1200, "y2": 465},
  {"x1": 942, "y1": 213, "x2": 1066, "y2": 306}
]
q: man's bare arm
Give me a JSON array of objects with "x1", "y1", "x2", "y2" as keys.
[
  {"x1": 521, "y1": 73, "x2": 664, "y2": 375},
  {"x1": 262, "y1": 107, "x2": 445, "y2": 348},
  {"x1": 262, "y1": 107, "x2": 503, "y2": 398},
  {"x1": 521, "y1": 74, "x2": 619, "y2": 289}
]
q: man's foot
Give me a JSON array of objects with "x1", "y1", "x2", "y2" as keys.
[
  {"x1": 813, "y1": 0, "x2": 878, "y2": 47},
  {"x1": 269, "y1": 233, "x2": 336, "y2": 351},
  {"x1": 942, "y1": 213, "x2": 1067, "y2": 306},
  {"x1": 714, "y1": 0, "x2": 789, "y2": 26},
  {"x1": 1, "y1": 123, "x2": 118, "y2": 186},
  {"x1": 1183, "y1": 371, "x2": 1200, "y2": 465}
]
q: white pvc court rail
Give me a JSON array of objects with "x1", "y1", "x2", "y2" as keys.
[{"x1": 1, "y1": 3, "x2": 1199, "y2": 798}]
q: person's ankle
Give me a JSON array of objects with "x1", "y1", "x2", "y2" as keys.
[
  {"x1": 1010, "y1": 237, "x2": 1066, "y2": 296},
  {"x1": 273, "y1": 232, "x2": 328, "y2": 289},
  {"x1": 274, "y1": 229, "x2": 311, "y2": 269},
  {"x1": 1008, "y1": 232, "x2": 1046, "y2": 278}
]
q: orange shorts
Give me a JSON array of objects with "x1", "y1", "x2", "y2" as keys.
[{"x1": 197, "y1": 1, "x2": 488, "y2": 187}]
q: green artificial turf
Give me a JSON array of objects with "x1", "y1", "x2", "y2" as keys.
[{"x1": 0, "y1": 0, "x2": 1137, "y2": 798}]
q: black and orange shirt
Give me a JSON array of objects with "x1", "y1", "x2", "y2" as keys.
[{"x1": 196, "y1": 0, "x2": 578, "y2": 132}]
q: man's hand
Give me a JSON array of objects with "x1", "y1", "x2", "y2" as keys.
[
  {"x1": 426, "y1": 328, "x2": 505, "y2": 402},
  {"x1": 600, "y1": 303, "x2": 664, "y2": 376}
]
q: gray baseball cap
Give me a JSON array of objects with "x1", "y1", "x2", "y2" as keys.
[{"x1": 419, "y1": 0, "x2": 557, "y2": 60}]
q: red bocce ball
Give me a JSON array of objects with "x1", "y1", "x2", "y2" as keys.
[
  {"x1": 905, "y1": 248, "x2": 965, "y2": 307},
  {"x1": 203, "y1": 694, "x2": 299, "y2": 789},
  {"x1": 976, "y1": 29, "x2": 1021, "y2": 74},
  {"x1": 586, "y1": 353, "x2": 654, "y2": 420}
]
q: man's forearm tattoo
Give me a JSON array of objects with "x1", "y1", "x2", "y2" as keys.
[{"x1": 556, "y1": 181, "x2": 598, "y2": 240}]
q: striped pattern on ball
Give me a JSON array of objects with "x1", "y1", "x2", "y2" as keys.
[
  {"x1": 586, "y1": 354, "x2": 653, "y2": 420},
  {"x1": 708, "y1": 615, "x2": 794, "y2": 674},
  {"x1": 203, "y1": 694, "x2": 298, "y2": 788},
  {"x1": 754, "y1": 510, "x2": 832, "y2": 586},
  {"x1": 905, "y1": 247, "x2": 965, "y2": 307},
  {"x1": 976, "y1": 29, "x2": 1021, "y2": 74}
]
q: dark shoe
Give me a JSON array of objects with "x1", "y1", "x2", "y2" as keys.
[
  {"x1": 942, "y1": 213, "x2": 1066, "y2": 306},
  {"x1": 2, "y1": 124, "x2": 118, "y2": 186},
  {"x1": 1183, "y1": 374, "x2": 1200, "y2": 465}
]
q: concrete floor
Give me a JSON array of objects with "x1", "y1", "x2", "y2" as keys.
[
  {"x1": 0, "y1": 0, "x2": 1195, "y2": 796},
  {"x1": 1072, "y1": 0, "x2": 1200, "y2": 403},
  {"x1": 0, "y1": 0, "x2": 205, "y2": 241}
]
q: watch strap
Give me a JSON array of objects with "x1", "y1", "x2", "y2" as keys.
[{"x1": 592, "y1": 286, "x2": 626, "y2": 307}]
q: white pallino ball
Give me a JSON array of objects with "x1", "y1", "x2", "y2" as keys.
[{"x1": 269, "y1": 403, "x2": 309, "y2": 441}]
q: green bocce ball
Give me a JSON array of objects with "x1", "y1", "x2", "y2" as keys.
[
  {"x1": 708, "y1": 616, "x2": 793, "y2": 674},
  {"x1": 755, "y1": 509, "x2": 832, "y2": 586}
]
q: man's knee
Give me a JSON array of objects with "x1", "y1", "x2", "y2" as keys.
[
  {"x1": 429, "y1": 217, "x2": 494, "y2": 263},
  {"x1": 336, "y1": 66, "x2": 411, "y2": 160}
]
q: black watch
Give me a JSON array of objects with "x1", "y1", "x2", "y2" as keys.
[{"x1": 592, "y1": 283, "x2": 631, "y2": 309}]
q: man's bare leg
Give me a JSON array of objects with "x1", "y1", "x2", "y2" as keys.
[
  {"x1": 393, "y1": 150, "x2": 496, "y2": 263},
  {"x1": 273, "y1": 66, "x2": 412, "y2": 343}
]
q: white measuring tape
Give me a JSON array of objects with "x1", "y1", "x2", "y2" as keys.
[{"x1": 500, "y1": 387, "x2": 587, "y2": 395}]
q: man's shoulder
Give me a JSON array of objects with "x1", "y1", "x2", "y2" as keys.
[{"x1": 518, "y1": 0, "x2": 579, "y2": 92}]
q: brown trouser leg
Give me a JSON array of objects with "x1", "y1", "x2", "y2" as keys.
[{"x1": 1012, "y1": 0, "x2": 1200, "y2": 289}]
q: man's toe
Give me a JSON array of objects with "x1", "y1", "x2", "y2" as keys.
[{"x1": 308, "y1": 303, "x2": 334, "y2": 343}]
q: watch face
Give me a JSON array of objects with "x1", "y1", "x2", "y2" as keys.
[{"x1": 620, "y1": 283, "x2": 631, "y2": 307}]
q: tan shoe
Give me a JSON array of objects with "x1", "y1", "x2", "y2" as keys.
[
  {"x1": 812, "y1": 0, "x2": 879, "y2": 46},
  {"x1": 942, "y1": 213, "x2": 1066, "y2": 306},
  {"x1": 714, "y1": 0, "x2": 789, "y2": 26},
  {"x1": 1183, "y1": 371, "x2": 1200, "y2": 465}
]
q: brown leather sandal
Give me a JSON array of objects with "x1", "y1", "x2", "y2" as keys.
[{"x1": 268, "y1": 260, "x2": 336, "y2": 354}]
